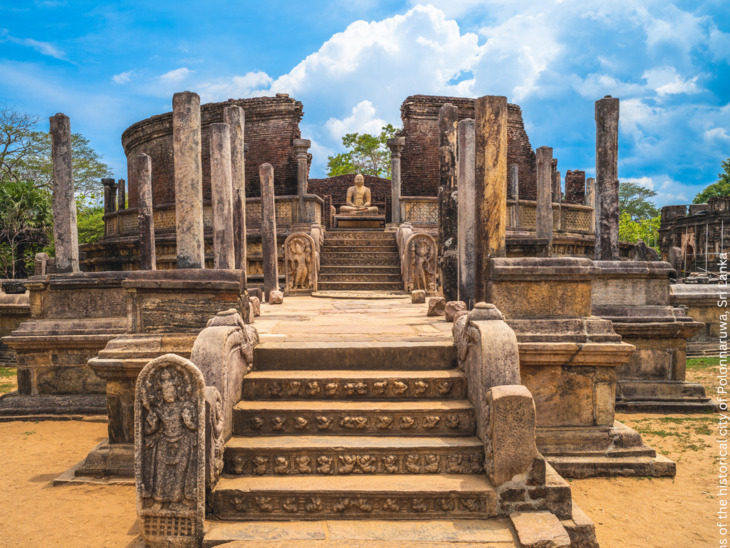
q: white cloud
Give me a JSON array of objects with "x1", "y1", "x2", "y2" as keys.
[
  {"x1": 112, "y1": 71, "x2": 133, "y2": 84},
  {"x1": 2, "y1": 31, "x2": 68, "y2": 60},
  {"x1": 325, "y1": 100, "x2": 386, "y2": 140},
  {"x1": 705, "y1": 127, "x2": 730, "y2": 141},
  {"x1": 623, "y1": 176, "x2": 655, "y2": 191},
  {"x1": 642, "y1": 66, "x2": 700, "y2": 96},
  {"x1": 159, "y1": 67, "x2": 192, "y2": 82},
  {"x1": 197, "y1": 71, "x2": 272, "y2": 103}
]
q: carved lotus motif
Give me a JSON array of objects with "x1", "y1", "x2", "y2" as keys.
[
  {"x1": 414, "y1": 381, "x2": 428, "y2": 394},
  {"x1": 250, "y1": 417, "x2": 264, "y2": 430},
  {"x1": 294, "y1": 417, "x2": 309, "y2": 430},
  {"x1": 373, "y1": 381, "x2": 387, "y2": 394},
  {"x1": 325, "y1": 383, "x2": 338, "y2": 396},
  {"x1": 422, "y1": 416, "x2": 440, "y2": 429},
  {"x1": 272, "y1": 417, "x2": 286, "y2": 431}
]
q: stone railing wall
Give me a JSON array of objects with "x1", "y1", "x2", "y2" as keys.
[
  {"x1": 104, "y1": 195, "x2": 324, "y2": 238},
  {"x1": 400, "y1": 196, "x2": 438, "y2": 226}
]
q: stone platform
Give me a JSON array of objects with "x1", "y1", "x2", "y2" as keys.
[{"x1": 334, "y1": 215, "x2": 386, "y2": 229}]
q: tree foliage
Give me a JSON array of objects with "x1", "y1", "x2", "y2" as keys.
[
  {"x1": 0, "y1": 179, "x2": 52, "y2": 278},
  {"x1": 0, "y1": 104, "x2": 111, "y2": 207},
  {"x1": 619, "y1": 181, "x2": 659, "y2": 220},
  {"x1": 326, "y1": 124, "x2": 400, "y2": 178},
  {"x1": 619, "y1": 212, "x2": 660, "y2": 250},
  {"x1": 693, "y1": 159, "x2": 730, "y2": 204}
]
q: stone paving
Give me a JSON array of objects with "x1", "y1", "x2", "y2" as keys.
[{"x1": 255, "y1": 296, "x2": 453, "y2": 344}]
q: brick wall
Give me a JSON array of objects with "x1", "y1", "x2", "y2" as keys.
[
  {"x1": 399, "y1": 95, "x2": 542, "y2": 200},
  {"x1": 308, "y1": 174, "x2": 392, "y2": 225},
  {"x1": 564, "y1": 170, "x2": 586, "y2": 204},
  {"x1": 123, "y1": 95, "x2": 303, "y2": 208}
]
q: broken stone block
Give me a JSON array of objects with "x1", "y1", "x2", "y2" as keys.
[
  {"x1": 249, "y1": 296, "x2": 261, "y2": 317},
  {"x1": 427, "y1": 297, "x2": 446, "y2": 316},
  {"x1": 268, "y1": 290, "x2": 284, "y2": 305},
  {"x1": 411, "y1": 290, "x2": 426, "y2": 303},
  {"x1": 453, "y1": 309, "x2": 468, "y2": 323},
  {"x1": 509, "y1": 511, "x2": 571, "y2": 548},
  {"x1": 445, "y1": 300, "x2": 467, "y2": 322},
  {"x1": 248, "y1": 288, "x2": 263, "y2": 302}
]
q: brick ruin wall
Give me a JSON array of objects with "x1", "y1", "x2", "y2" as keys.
[
  {"x1": 399, "y1": 95, "x2": 558, "y2": 201},
  {"x1": 308, "y1": 174, "x2": 393, "y2": 225},
  {"x1": 564, "y1": 170, "x2": 586, "y2": 204},
  {"x1": 122, "y1": 95, "x2": 303, "y2": 208}
]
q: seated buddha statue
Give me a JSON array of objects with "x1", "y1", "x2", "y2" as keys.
[{"x1": 338, "y1": 174, "x2": 379, "y2": 215}]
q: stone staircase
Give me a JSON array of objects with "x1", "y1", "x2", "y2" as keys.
[
  {"x1": 210, "y1": 341, "x2": 499, "y2": 522},
  {"x1": 317, "y1": 230, "x2": 403, "y2": 292}
]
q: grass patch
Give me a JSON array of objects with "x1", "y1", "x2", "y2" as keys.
[
  {"x1": 687, "y1": 357, "x2": 722, "y2": 370},
  {"x1": 0, "y1": 366, "x2": 17, "y2": 395},
  {"x1": 0, "y1": 366, "x2": 16, "y2": 378}
]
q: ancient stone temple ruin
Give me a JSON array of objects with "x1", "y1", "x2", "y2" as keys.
[{"x1": 0, "y1": 89, "x2": 719, "y2": 547}]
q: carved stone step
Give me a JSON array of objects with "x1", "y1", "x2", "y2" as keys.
[
  {"x1": 253, "y1": 341, "x2": 456, "y2": 371},
  {"x1": 212, "y1": 474, "x2": 497, "y2": 521},
  {"x1": 319, "y1": 273, "x2": 403, "y2": 283},
  {"x1": 223, "y1": 435, "x2": 484, "y2": 476},
  {"x1": 322, "y1": 245, "x2": 398, "y2": 253},
  {"x1": 242, "y1": 370, "x2": 467, "y2": 400},
  {"x1": 232, "y1": 400, "x2": 475, "y2": 437},
  {"x1": 320, "y1": 257, "x2": 400, "y2": 266},
  {"x1": 317, "y1": 282, "x2": 404, "y2": 291},
  {"x1": 325, "y1": 231, "x2": 395, "y2": 240},
  {"x1": 320, "y1": 265, "x2": 402, "y2": 275}
]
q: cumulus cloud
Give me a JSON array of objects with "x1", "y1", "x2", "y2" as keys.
[
  {"x1": 325, "y1": 100, "x2": 386, "y2": 140},
  {"x1": 198, "y1": 71, "x2": 272, "y2": 103},
  {"x1": 112, "y1": 71, "x2": 133, "y2": 84},
  {"x1": 642, "y1": 66, "x2": 700, "y2": 96},
  {"x1": 159, "y1": 67, "x2": 192, "y2": 82}
]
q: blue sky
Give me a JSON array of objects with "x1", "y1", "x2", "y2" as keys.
[{"x1": 1, "y1": 0, "x2": 728, "y2": 207}]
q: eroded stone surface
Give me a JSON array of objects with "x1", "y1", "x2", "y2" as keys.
[
  {"x1": 445, "y1": 301, "x2": 467, "y2": 322},
  {"x1": 411, "y1": 290, "x2": 426, "y2": 304},
  {"x1": 510, "y1": 511, "x2": 571, "y2": 548},
  {"x1": 427, "y1": 297, "x2": 446, "y2": 317},
  {"x1": 269, "y1": 290, "x2": 284, "y2": 305}
]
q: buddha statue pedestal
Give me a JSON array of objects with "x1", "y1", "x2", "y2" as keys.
[{"x1": 334, "y1": 173, "x2": 385, "y2": 229}]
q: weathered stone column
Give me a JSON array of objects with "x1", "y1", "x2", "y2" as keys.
[
  {"x1": 510, "y1": 164, "x2": 520, "y2": 227},
  {"x1": 135, "y1": 154, "x2": 156, "y2": 270},
  {"x1": 552, "y1": 170, "x2": 561, "y2": 203},
  {"x1": 536, "y1": 147, "x2": 554, "y2": 246},
  {"x1": 259, "y1": 163, "x2": 279, "y2": 300},
  {"x1": 49, "y1": 113, "x2": 79, "y2": 274},
  {"x1": 474, "y1": 96, "x2": 508, "y2": 303},
  {"x1": 595, "y1": 95, "x2": 620, "y2": 260},
  {"x1": 117, "y1": 179, "x2": 126, "y2": 210},
  {"x1": 223, "y1": 105, "x2": 247, "y2": 272},
  {"x1": 293, "y1": 139, "x2": 311, "y2": 223},
  {"x1": 102, "y1": 178, "x2": 116, "y2": 215},
  {"x1": 565, "y1": 170, "x2": 586, "y2": 204},
  {"x1": 173, "y1": 91, "x2": 205, "y2": 269},
  {"x1": 586, "y1": 177, "x2": 596, "y2": 233},
  {"x1": 438, "y1": 103, "x2": 459, "y2": 302},
  {"x1": 457, "y1": 119, "x2": 476, "y2": 307},
  {"x1": 210, "y1": 123, "x2": 235, "y2": 269},
  {"x1": 387, "y1": 136, "x2": 405, "y2": 224}
]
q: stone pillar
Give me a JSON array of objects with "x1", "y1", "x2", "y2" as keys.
[
  {"x1": 595, "y1": 95, "x2": 620, "y2": 260},
  {"x1": 293, "y1": 139, "x2": 311, "y2": 223},
  {"x1": 536, "y1": 146, "x2": 554, "y2": 246},
  {"x1": 552, "y1": 170, "x2": 561, "y2": 203},
  {"x1": 210, "y1": 123, "x2": 236, "y2": 269},
  {"x1": 565, "y1": 170, "x2": 586, "y2": 204},
  {"x1": 259, "y1": 163, "x2": 279, "y2": 300},
  {"x1": 438, "y1": 103, "x2": 459, "y2": 302},
  {"x1": 510, "y1": 164, "x2": 520, "y2": 227},
  {"x1": 586, "y1": 177, "x2": 596, "y2": 233},
  {"x1": 135, "y1": 154, "x2": 156, "y2": 270},
  {"x1": 387, "y1": 136, "x2": 405, "y2": 224},
  {"x1": 474, "y1": 96, "x2": 508, "y2": 303},
  {"x1": 49, "y1": 114, "x2": 79, "y2": 274},
  {"x1": 223, "y1": 106, "x2": 247, "y2": 272},
  {"x1": 117, "y1": 179, "x2": 126, "y2": 210},
  {"x1": 457, "y1": 119, "x2": 476, "y2": 307},
  {"x1": 102, "y1": 178, "x2": 116, "y2": 215},
  {"x1": 173, "y1": 91, "x2": 205, "y2": 269}
]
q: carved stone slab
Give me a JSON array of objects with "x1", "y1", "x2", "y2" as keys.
[
  {"x1": 135, "y1": 354, "x2": 205, "y2": 547},
  {"x1": 404, "y1": 233, "x2": 438, "y2": 294},
  {"x1": 284, "y1": 232, "x2": 317, "y2": 295}
]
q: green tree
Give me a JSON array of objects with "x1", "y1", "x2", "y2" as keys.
[
  {"x1": 76, "y1": 206, "x2": 105, "y2": 245},
  {"x1": 326, "y1": 124, "x2": 400, "y2": 178},
  {"x1": 0, "y1": 179, "x2": 52, "y2": 278},
  {"x1": 693, "y1": 159, "x2": 730, "y2": 204},
  {"x1": 619, "y1": 181, "x2": 660, "y2": 220},
  {"x1": 619, "y1": 212, "x2": 660, "y2": 250},
  {"x1": 0, "y1": 104, "x2": 111, "y2": 207}
]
